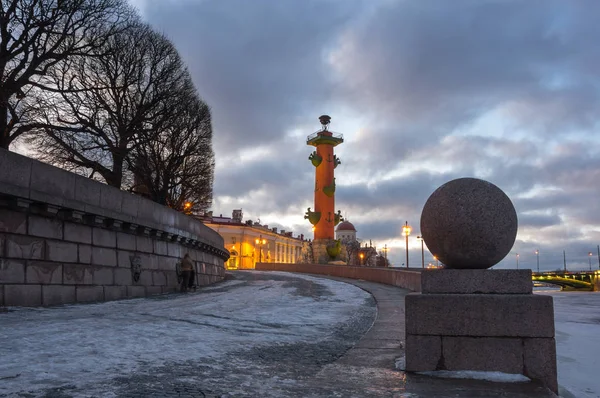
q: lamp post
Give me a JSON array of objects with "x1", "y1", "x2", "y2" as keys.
[
  {"x1": 535, "y1": 249, "x2": 539, "y2": 273},
  {"x1": 589, "y1": 252, "x2": 593, "y2": 271},
  {"x1": 416, "y1": 235, "x2": 425, "y2": 268},
  {"x1": 402, "y1": 221, "x2": 411, "y2": 268},
  {"x1": 255, "y1": 236, "x2": 266, "y2": 264},
  {"x1": 516, "y1": 253, "x2": 519, "y2": 269},
  {"x1": 359, "y1": 252, "x2": 364, "y2": 266}
]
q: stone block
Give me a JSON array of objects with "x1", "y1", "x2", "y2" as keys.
[
  {"x1": 442, "y1": 336, "x2": 523, "y2": 374},
  {"x1": 153, "y1": 271, "x2": 167, "y2": 286},
  {"x1": 0, "y1": 285, "x2": 4, "y2": 306},
  {"x1": 117, "y1": 250, "x2": 134, "y2": 268},
  {"x1": 127, "y1": 285, "x2": 146, "y2": 298},
  {"x1": 114, "y1": 267, "x2": 133, "y2": 286},
  {"x1": 157, "y1": 256, "x2": 178, "y2": 271},
  {"x1": 92, "y1": 266, "x2": 114, "y2": 285},
  {"x1": 421, "y1": 269, "x2": 532, "y2": 294},
  {"x1": 0, "y1": 209, "x2": 27, "y2": 234},
  {"x1": 405, "y1": 334, "x2": 442, "y2": 371},
  {"x1": 26, "y1": 262, "x2": 62, "y2": 284},
  {"x1": 121, "y1": 192, "x2": 140, "y2": 219},
  {"x1": 0, "y1": 149, "x2": 32, "y2": 191},
  {"x1": 91, "y1": 247, "x2": 117, "y2": 266},
  {"x1": 5, "y1": 284, "x2": 42, "y2": 306},
  {"x1": 6, "y1": 235, "x2": 44, "y2": 259},
  {"x1": 76, "y1": 286, "x2": 104, "y2": 303},
  {"x1": 45, "y1": 240, "x2": 78, "y2": 263},
  {"x1": 64, "y1": 223, "x2": 92, "y2": 244},
  {"x1": 138, "y1": 269, "x2": 153, "y2": 286},
  {"x1": 146, "y1": 286, "x2": 162, "y2": 296},
  {"x1": 104, "y1": 286, "x2": 127, "y2": 301},
  {"x1": 63, "y1": 264, "x2": 93, "y2": 285},
  {"x1": 74, "y1": 175, "x2": 101, "y2": 207},
  {"x1": 30, "y1": 160, "x2": 76, "y2": 204},
  {"x1": 167, "y1": 242, "x2": 182, "y2": 257},
  {"x1": 78, "y1": 244, "x2": 92, "y2": 264},
  {"x1": 0, "y1": 259, "x2": 25, "y2": 283},
  {"x1": 405, "y1": 293, "x2": 554, "y2": 337},
  {"x1": 524, "y1": 338, "x2": 558, "y2": 394},
  {"x1": 28, "y1": 215, "x2": 62, "y2": 239},
  {"x1": 92, "y1": 228, "x2": 116, "y2": 248},
  {"x1": 136, "y1": 236, "x2": 153, "y2": 253},
  {"x1": 42, "y1": 285, "x2": 75, "y2": 306},
  {"x1": 153, "y1": 240, "x2": 168, "y2": 255},
  {"x1": 166, "y1": 271, "x2": 180, "y2": 288},
  {"x1": 116, "y1": 232, "x2": 136, "y2": 251},
  {"x1": 99, "y1": 184, "x2": 123, "y2": 212}
]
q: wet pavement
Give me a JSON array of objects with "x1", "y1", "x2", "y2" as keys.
[{"x1": 0, "y1": 271, "x2": 558, "y2": 397}]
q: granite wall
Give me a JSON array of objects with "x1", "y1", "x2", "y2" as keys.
[{"x1": 0, "y1": 149, "x2": 228, "y2": 307}]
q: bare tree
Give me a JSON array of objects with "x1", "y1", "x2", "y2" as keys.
[
  {"x1": 341, "y1": 238, "x2": 360, "y2": 265},
  {"x1": 0, "y1": 0, "x2": 132, "y2": 150},
  {"x1": 127, "y1": 83, "x2": 215, "y2": 213},
  {"x1": 27, "y1": 23, "x2": 189, "y2": 188}
]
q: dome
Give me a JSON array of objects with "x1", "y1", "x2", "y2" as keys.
[{"x1": 336, "y1": 221, "x2": 356, "y2": 232}]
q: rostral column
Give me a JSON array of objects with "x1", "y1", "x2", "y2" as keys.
[{"x1": 305, "y1": 115, "x2": 343, "y2": 248}]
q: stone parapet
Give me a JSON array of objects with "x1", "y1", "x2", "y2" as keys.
[
  {"x1": 421, "y1": 268, "x2": 532, "y2": 294},
  {"x1": 0, "y1": 148, "x2": 228, "y2": 307},
  {"x1": 405, "y1": 269, "x2": 557, "y2": 394}
]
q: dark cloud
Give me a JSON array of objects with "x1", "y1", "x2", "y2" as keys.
[{"x1": 135, "y1": 0, "x2": 600, "y2": 270}]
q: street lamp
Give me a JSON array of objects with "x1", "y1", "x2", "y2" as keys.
[
  {"x1": 402, "y1": 221, "x2": 411, "y2": 268},
  {"x1": 516, "y1": 253, "x2": 519, "y2": 269},
  {"x1": 416, "y1": 235, "x2": 425, "y2": 268},
  {"x1": 589, "y1": 252, "x2": 593, "y2": 271},
  {"x1": 433, "y1": 255, "x2": 439, "y2": 267},
  {"x1": 359, "y1": 252, "x2": 364, "y2": 265},
  {"x1": 255, "y1": 236, "x2": 266, "y2": 263}
]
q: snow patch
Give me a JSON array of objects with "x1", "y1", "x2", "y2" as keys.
[{"x1": 418, "y1": 370, "x2": 531, "y2": 383}]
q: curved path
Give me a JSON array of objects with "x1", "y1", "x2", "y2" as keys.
[{"x1": 0, "y1": 271, "x2": 555, "y2": 397}]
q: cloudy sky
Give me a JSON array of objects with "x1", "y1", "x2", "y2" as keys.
[{"x1": 128, "y1": 0, "x2": 600, "y2": 270}]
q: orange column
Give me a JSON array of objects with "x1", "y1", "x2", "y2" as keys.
[{"x1": 314, "y1": 135, "x2": 335, "y2": 240}]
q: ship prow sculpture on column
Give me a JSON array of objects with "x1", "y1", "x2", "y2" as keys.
[
  {"x1": 305, "y1": 115, "x2": 346, "y2": 263},
  {"x1": 405, "y1": 177, "x2": 558, "y2": 394}
]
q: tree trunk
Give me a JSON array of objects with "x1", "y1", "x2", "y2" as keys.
[{"x1": 0, "y1": 99, "x2": 11, "y2": 150}]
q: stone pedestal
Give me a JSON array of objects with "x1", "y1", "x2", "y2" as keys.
[{"x1": 405, "y1": 269, "x2": 557, "y2": 394}]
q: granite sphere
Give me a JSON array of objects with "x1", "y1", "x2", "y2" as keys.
[{"x1": 420, "y1": 178, "x2": 518, "y2": 269}]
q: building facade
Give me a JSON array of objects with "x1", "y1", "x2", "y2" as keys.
[{"x1": 201, "y1": 210, "x2": 307, "y2": 270}]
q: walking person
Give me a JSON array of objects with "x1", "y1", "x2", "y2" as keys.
[{"x1": 180, "y1": 253, "x2": 194, "y2": 293}]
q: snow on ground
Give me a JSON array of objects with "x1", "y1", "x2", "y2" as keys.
[
  {"x1": 537, "y1": 289, "x2": 600, "y2": 398},
  {"x1": 0, "y1": 271, "x2": 374, "y2": 397}
]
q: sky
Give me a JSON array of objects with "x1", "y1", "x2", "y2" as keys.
[{"x1": 125, "y1": 0, "x2": 600, "y2": 270}]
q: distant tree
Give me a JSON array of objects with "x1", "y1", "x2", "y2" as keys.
[
  {"x1": 27, "y1": 23, "x2": 188, "y2": 188},
  {"x1": 0, "y1": 0, "x2": 132, "y2": 150},
  {"x1": 342, "y1": 238, "x2": 360, "y2": 265},
  {"x1": 126, "y1": 82, "x2": 215, "y2": 213},
  {"x1": 375, "y1": 252, "x2": 390, "y2": 267}
]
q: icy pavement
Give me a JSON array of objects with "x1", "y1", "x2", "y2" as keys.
[
  {"x1": 0, "y1": 271, "x2": 376, "y2": 397},
  {"x1": 538, "y1": 290, "x2": 600, "y2": 398}
]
